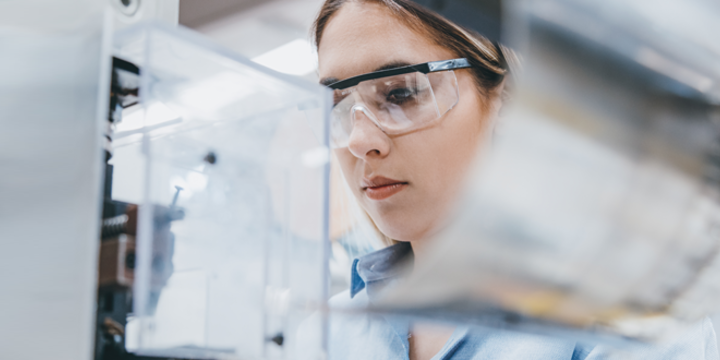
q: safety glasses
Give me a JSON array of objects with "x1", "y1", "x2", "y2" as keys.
[{"x1": 326, "y1": 58, "x2": 471, "y2": 148}]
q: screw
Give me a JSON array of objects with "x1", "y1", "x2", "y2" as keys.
[
  {"x1": 269, "y1": 333, "x2": 284, "y2": 346},
  {"x1": 170, "y1": 185, "x2": 183, "y2": 209},
  {"x1": 204, "y1": 151, "x2": 217, "y2": 165},
  {"x1": 125, "y1": 252, "x2": 136, "y2": 270}
]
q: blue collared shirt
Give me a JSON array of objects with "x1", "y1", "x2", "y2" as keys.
[{"x1": 316, "y1": 242, "x2": 719, "y2": 360}]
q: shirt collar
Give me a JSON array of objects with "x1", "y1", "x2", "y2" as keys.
[{"x1": 350, "y1": 241, "x2": 414, "y2": 299}]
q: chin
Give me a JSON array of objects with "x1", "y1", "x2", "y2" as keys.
[{"x1": 374, "y1": 217, "x2": 429, "y2": 243}]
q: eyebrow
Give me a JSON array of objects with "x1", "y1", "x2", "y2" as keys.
[
  {"x1": 319, "y1": 61, "x2": 412, "y2": 87},
  {"x1": 372, "y1": 61, "x2": 412, "y2": 72},
  {"x1": 319, "y1": 77, "x2": 338, "y2": 86}
]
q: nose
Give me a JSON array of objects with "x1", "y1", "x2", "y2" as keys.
[{"x1": 346, "y1": 105, "x2": 391, "y2": 160}]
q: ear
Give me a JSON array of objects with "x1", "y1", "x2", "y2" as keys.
[
  {"x1": 492, "y1": 78, "x2": 508, "y2": 117},
  {"x1": 486, "y1": 78, "x2": 507, "y2": 143}
]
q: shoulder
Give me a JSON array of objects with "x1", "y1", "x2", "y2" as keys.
[
  {"x1": 329, "y1": 288, "x2": 369, "y2": 309},
  {"x1": 293, "y1": 290, "x2": 372, "y2": 360},
  {"x1": 580, "y1": 317, "x2": 719, "y2": 360},
  {"x1": 328, "y1": 289, "x2": 377, "y2": 337},
  {"x1": 454, "y1": 327, "x2": 578, "y2": 359},
  {"x1": 327, "y1": 289, "x2": 408, "y2": 359}
]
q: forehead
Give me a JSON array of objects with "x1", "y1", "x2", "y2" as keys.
[{"x1": 317, "y1": 2, "x2": 456, "y2": 82}]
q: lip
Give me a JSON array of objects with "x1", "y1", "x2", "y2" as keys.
[{"x1": 362, "y1": 176, "x2": 408, "y2": 201}]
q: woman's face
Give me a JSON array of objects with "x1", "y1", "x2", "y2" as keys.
[{"x1": 318, "y1": 2, "x2": 498, "y2": 242}]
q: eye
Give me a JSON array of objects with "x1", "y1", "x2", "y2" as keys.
[{"x1": 386, "y1": 87, "x2": 417, "y2": 105}]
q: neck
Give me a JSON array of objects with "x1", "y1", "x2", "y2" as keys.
[{"x1": 408, "y1": 239, "x2": 430, "y2": 270}]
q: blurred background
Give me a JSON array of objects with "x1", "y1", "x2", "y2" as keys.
[{"x1": 179, "y1": 0, "x2": 325, "y2": 81}]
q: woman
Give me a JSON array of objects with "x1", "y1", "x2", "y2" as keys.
[{"x1": 311, "y1": 0, "x2": 718, "y2": 359}]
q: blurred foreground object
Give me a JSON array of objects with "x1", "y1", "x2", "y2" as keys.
[
  {"x1": 375, "y1": 0, "x2": 720, "y2": 344},
  {"x1": 0, "y1": 2, "x2": 106, "y2": 360}
]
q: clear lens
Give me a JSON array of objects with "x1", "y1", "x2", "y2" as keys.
[
  {"x1": 330, "y1": 70, "x2": 459, "y2": 148},
  {"x1": 427, "y1": 71, "x2": 460, "y2": 117}
]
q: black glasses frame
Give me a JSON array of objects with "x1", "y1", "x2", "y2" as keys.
[{"x1": 328, "y1": 58, "x2": 471, "y2": 90}]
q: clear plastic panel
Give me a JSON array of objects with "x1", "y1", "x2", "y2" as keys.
[{"x1": 114, "y1": 23, "x2": 330, "y2": 359}]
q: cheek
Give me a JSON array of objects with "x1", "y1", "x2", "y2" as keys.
[
  {"x1": 444, "y1": 87, "x2": 489, "y2": 160},
  {"x1": 432, "y1": 102, "x2": 486, "y2": 172},
  {"x1": 333, "y1": 149, "x2": 360, "y2": 189},
  {"x1": 405, "y1": 92, "x2": 488, "y2": 202},
  {"x1": 445, "y1": 105, "x2": 487, "y2": 160}
]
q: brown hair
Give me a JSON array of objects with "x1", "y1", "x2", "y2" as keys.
[{"x1": 312, "y1": 0, "x2": 517, "y2": 100}]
